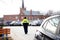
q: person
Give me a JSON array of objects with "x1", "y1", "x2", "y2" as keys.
[{"x1": 21, "y1": 17, "x2": 29, "y2": 34}]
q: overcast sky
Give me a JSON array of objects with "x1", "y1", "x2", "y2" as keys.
[{"x1": 0, "y1": 0, "x2": 60, "y2": 17}]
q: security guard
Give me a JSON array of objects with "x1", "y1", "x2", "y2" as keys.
[{"x1": 22, "y1": 17, "x2": 29, "y2": 34}]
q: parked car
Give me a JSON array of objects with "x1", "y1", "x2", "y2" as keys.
[
  {"x1": 30, "y1": 20, "x2": 38, "y2": 26},
  {"x1": 0, "y1": 18, "x2": 3, "y2": 26},
  {"x1": 36, "y1": 19, "x2": 43, "y2": 26},
  {"x1": 3, "y1": 21, "x2": 12, "y2": 26},
  {"x1": 0, "y1": 20, "x2": 3, "y2": 26},
  {"x1": 30, "y1": 19, "x2": 43, "y2": 26},
  {"x1": 34, "y1": 15, "x2": 60, "y2": 40},
  {"x1": 10, "y1": 21, "x2": 21, "y2": 26}
]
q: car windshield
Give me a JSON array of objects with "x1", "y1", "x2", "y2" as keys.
[
  {"x1": 48, "y1": 18, "x2": 59, "y2": 27},
  {"x1": 43, "y1": 16, "x2": 60, "y2": 34}
]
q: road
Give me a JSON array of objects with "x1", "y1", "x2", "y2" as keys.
[{"x1": 3, "y1": 26, "x2": 40, "y2": 40}]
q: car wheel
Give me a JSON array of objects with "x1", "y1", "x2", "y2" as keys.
[{"x1": 42, "y1": 35, "x2": 53, "y2": 40}]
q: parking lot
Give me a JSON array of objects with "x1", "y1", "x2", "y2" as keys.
[{"x1": 3, "y1": 26, "x2": 39, "y2": 40}]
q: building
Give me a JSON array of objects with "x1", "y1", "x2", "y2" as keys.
[{"x1": 3, "y1": 0, "x2": 49, "y2": 23}]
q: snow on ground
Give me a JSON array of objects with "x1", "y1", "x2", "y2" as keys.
[{"x1": 3, "y1": 26, "x2": 40, "y2": 40}]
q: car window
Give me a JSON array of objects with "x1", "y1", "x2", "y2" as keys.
[{"x1": 43, "y1": 17, "x2": 60, "y2": 34}]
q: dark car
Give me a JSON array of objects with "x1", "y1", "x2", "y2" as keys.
[
  {"x1": 0, "y1": 21, "x2": 3, "y2": 26},
  {"x1": 0, "y1": 19, "x2": 3, "y2": 26},
  {"x1": 4, "y1": 21, "x2": 12, "y2": 26}
]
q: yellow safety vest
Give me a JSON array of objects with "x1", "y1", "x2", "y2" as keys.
[{"x1": 21, "y1": 19, "x2": 29, "y2": 24}]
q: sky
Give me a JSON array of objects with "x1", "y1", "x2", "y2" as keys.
[{"x1": 0, "y1": 0, "x2": 60, "y2": 17}]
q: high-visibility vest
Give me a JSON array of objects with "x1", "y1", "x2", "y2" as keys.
[{"x1": 21, "y1": 19, "x2": 29, "y2": 24}]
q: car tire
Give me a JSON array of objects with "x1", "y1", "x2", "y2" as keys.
[
  {"x1": 36, "y1": 33, "x2": 53, "y2": 40},
  {"x1": 35, "y1": 32, "x2": 53, "y2": 40},
  {"x1": 42, "y1": 35, "x2": 53, "y2": 40}
]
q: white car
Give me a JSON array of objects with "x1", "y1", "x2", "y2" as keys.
[
  {"x1": 35, "y1": 15, "x2": 60, "y2": 40},
  {"x1": 10, "y1": 21, "x2": 21, "y2": 25},
  {"x1": 30, "y1": 20, "x2": 38, "y2": 26},
  {"x1": 10, "y1": 21, "x2": 16, "y2": 25},
  {"x1": 30, "y1": 20, "x2": 43, "y2": 26}
]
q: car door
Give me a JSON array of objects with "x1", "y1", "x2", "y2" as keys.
[
  {"x1": 55, "y1": 18, "x2": 60, "y2": 39},
  {"x1": 42, "y1": 16, "x2": 60, "y2": 39}
]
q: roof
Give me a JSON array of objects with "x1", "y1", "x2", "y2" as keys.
[
  {"x1": 32, "y1": 11, "x2": 40, "y2": 15},
  {"x1": 4, "y1": 15, "x2": 18, "y2": 17},
  {"x1": 24, "y1": 10, "x2": 40, "y2": 15},
  {"x1": 24, "y1": 11, "x2": 30, "y2": 15}
]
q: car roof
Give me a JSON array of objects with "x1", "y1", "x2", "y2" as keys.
[
  {"x1": 41, "y1": 15, "x2": 60, "y2": 26},
  {"x1": 45, "y1": 15, "x2": 60, "y2": 20}
]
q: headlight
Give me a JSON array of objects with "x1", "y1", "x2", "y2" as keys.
[{"x1": 35, "y1": 30, "x2": 41, "y2": 36}]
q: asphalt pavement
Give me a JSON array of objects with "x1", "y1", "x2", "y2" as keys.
[{"x1": 3, "y1": 26, "x2": 40, "y2": 40}]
